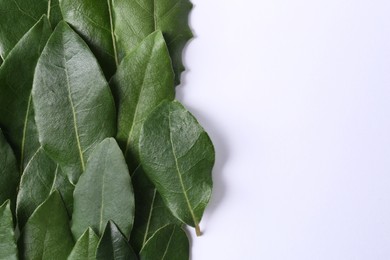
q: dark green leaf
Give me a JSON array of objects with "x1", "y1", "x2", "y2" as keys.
[
  {"x1": 19, "y1": 191, "x2": 74, "y2": 259},
  {"x1": 0, "y1": 0, "x2": 61, "y2": 58},
  {"x1": 139, "y1": 224, "x2": 189, "y2": 260},
  {"x1": 113, "y1": 0, "x2": 193, "y2": 84},
  {"x1": 0, "y1": 200, "x2": 18, "y2": 260},
  {"x1": 0, "y1": 129, "x2": 19, "y2": 210},
  {"x1": 139, "y1": 100, "x2": 214, "y2": 235},
  {"x1": 16, "y1": 148, "x2": 74, "y2": 229},
  {"x1": 96, "y1": 221, "x2": 137, "y2": 260},
  {"x1": 32, "y1": 21, "x2": 116, "y2": 184},
  {"x1": 59, "y1": 0, "x2": 118, "y2": 78},
  {"x1": 72, "y1": 138, "x2": 134, "y2": 240},
  {"x1": 68, "y1": 228, "x2": 99, "y2": 260},
  {"x1": 0, "y1": 16, "x2": 52, "y2": 172},
  {"x1": 60, "y1": 0, "x2": 192, "y2": 84},
  {"x1": 111, "y1": 30, "x2": 174, "y2": 172},
  {"x1": 130, "y1": 167, "x2": 180, "y2": 253}
]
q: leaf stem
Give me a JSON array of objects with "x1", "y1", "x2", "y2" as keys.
[
  {"x1": 195, "y1": 224, "x2": 201, "y2": 237},
  {"x1": 47, "y1": 0, "x2": 51, "y2": 19},
  {"x1": 107, "y1": 0, "x2": 119, "y2": 67}
]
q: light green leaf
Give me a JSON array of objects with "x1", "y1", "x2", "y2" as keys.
[
  {"x1": 139, "y1": 100, "x2": 214, "y2": 235},
  {"x1": 139, "y1": 224, "x2": 189, "y2": 260},
  {"x1": 68, "y1": 228, "x2": 99, "y2": 260},
  {"x1": 72, "y1": 138, "x2": 134, "y2": 240},
  {"x1": 17, "y1": 148, "x2": 74, "y2": 229},
  {"x1": 32, "y1": 21, "x2": 116, "y2": 184},
  {"x1": 0, "y1": 129, "x2": 19, "y2": 210},
  {"x1": 130, "y1": 167, "x2": 180, "y2": 253},
  {"x1": 113, "y1": 0, "x2": 193, "y2": 85},
  {"x1": 60, "y1": 0, "x2": 192, "y2": 84},
  {"x1": 111, "y1": 30, "x2": 174, "y2": 172},
  {"x1": 19, "y1": 191, "x2": 74, "y2": 259},
  {"x1": 0, "y1": 200, "x2": 18, "y2": 260},
  {"x1": 0, "y1": 0, "x2": 61, "y2": 58},
  {"x1": 0, "y1": 16, "x2": 52, "y2": 172},
  {"x1": 96, "y1": 221, "x2": 137, "y2": 260}
]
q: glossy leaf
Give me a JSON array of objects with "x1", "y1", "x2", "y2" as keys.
[
  {"x1": 0, "y1": 0, "x2": 61, "y2": 58},
  {"x1": 111, "y1": 30, "x2": 174, "y2": 172},
  {"x1": 113, "y1": 0, "x2": 193, "y2": 84},
  {"x1": 60, "y1": 0, "x2": 192, "y2": 84},
  {"x1": 130, "y1": 167, "x2": 180, "y2": 253},
  {"x1": 32, "y1": 21, "x2": 116, "y2": 184},
  {"x1": 0, "y1": 129, "x2": 19, "y2": 210},
  {"x1": 68, "y1": 228, "x2": 99, "y2": 260},
  {"x1": 16, "y1": 148, "x2": 74, "y2": 229},
  {"x1": 139, "y1": 100, "x2": 214, "y2": 235},
  {"x1": 0, "y1": 16, "x2": 52, "y2": 171},
  {"x1": 19, "y1": 191, "x2": 74, "y2": 259},
  {"x1": 139, "y1": 224, "x2": 189, "y2": 260},
  {"x1": 96, "y1": 221, "x2": 137, "y2": 260},
  {"x1": 0, "y1": 200, "x2": 18, "y2": 260},
  {"x1": 72, "y1": 138, "x2": 134, "y2": 240}
]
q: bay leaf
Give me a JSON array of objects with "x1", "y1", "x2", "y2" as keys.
[
  {"x1": 0, "y1": 16, "x2": 52, "y2": 172},
  {"x1": 139, "y1": 224, "x2": 189, "y2": 260},
  {"x1": 72, "y1": 138, "x2": 134, "y2": 240},
  {"x1": 0, "y1": 129, "x2": 19, "y2": 210},
  {"x1": 113, "y1": 0, "x2": 193, "y2": 85},
  {"x1": 59, "y1": 0, "x2": 118, "y2": 78},
  {"x1": 0, "y1": 0, "x2": 61, "y2": 58},
  {"x1": 32, "y1": 21, "x2": 116, "y2": 184},
  {"x1": 130, "y1": 167, "x2": 180, "y2": 253},
  {"x1": 96, "y1": 221, "x2": 137, "y2": 260},
  {"x1": 139, "y1": 100, "x2": 214, "y2": 235},
  {"x1": 19, "y1": 191, "x2": 74, "y2": 259},
  {"x1": 16, "y1": 147, "x2": 74, "y2": 229},
  {"x1": 111, "y1": 30, "x2": 174, "y2": 172},
  {"x1": 0, "y1": 200, "x2": 18, "y2": 260},
  {"x1": 60, "y1": 0, "x2": 192, "y2": 84},
  {"x1": 68, "y1": 228, "x2": 99, "y2": 260}
]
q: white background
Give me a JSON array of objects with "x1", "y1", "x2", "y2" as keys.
[{"x1": 178, "y1": 0, "x2": 390, "y2": 259}]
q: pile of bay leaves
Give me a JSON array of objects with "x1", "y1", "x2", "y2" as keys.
[{"x1": 0, "y1": 0, "x2": 214, "y2": 259}]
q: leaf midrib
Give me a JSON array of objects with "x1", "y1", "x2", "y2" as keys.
[
  {"x1": 63, "y1": 58, "x2": 85, "y2": 172},
  {"x1": 107, "y1": 0, "x2": 119, "y2": 66},
  {"x1": 168, "y1": 110, "x2": 198, "y2": 229},
  {"x1": 142, "y1": 189, "x2": 157, "y2": 246},
  {"x1": 124, "y1": 42, "x2": 156, "y2": 158}
]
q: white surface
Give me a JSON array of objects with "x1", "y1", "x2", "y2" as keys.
[{"x1": 178, "y1": 0, "x2": 390, "y2": 259}]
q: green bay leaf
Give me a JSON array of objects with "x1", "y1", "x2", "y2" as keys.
[
  {"x1": 0, "y1": 16, "x2": 52, "y2": 172},
  {"x1": 111, "y1": 30, "x2": 174, "y2": 172},
  {"x1": 0, "y1": 129, "x2": 19, "y2": 211},
  {"x1": 59, "y1": 0, "x2": 118, "y2": 78},
  {"x1": 130, "y1": 167, "x2": 180, "y2": 253},
  {"x1": 96, "y1": 221, "x2": 137, "y2": 260},
  {"x1": 139, "y1": 100, "x2": 214, "y2": 235},
  {"x1": 60, "y1": 0, "x2": 192, "y2": 84},
  {"x1": 16, "y1": 148, "x2": 74, "y2": 229},
  {"x1": 32, "y1": 21, "x2": 116, "y2": 184},
  {"x1": 72, "y1": 138, "x2": 134, "y2": 240},
  {"x1": 68, "y1": 228, "x2": 99, "y2": 260},
  {"x1": 139, "y1": 224, "x2": 189, "y2": 260},
  {"x1": 0, "y1": 0, "x2": 61, "y2": 58},
  {"x1": 113, "y1": 0, "x2": 193, "y2": 85},
  {"x1": 19, "y1": 191, "x2": 74, "y2": 260},
  {"x1": 0, "y1": 200, "x2": 18, "y2": 260}
]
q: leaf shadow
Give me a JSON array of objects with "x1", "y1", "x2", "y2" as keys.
[{"x1": 176, "y1": 4, "x2": 229, "y2": 258}]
